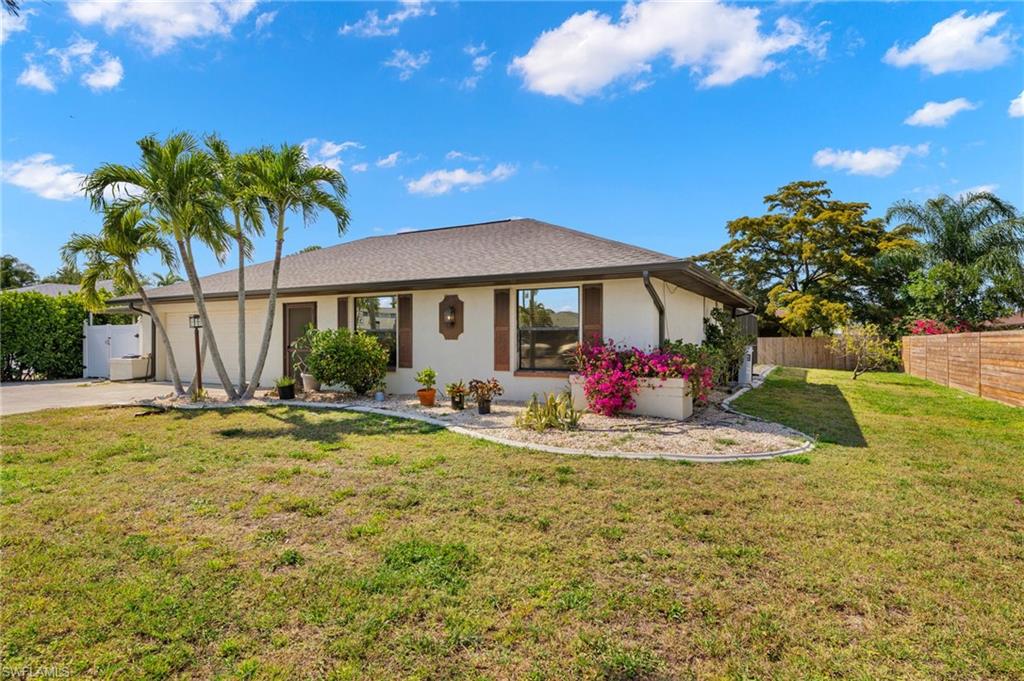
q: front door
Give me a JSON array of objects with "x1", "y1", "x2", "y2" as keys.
[{"x1": 283, "y1": 302, "x2": 317, "y2": 387}]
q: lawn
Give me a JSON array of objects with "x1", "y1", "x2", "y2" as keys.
[{"x1": 2, "y1": 368, "x2": 1022, "y2": 679}]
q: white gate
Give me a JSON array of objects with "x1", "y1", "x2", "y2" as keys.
[{"x1": 83, "y1": 323, "x2": 142, "y2": 378}]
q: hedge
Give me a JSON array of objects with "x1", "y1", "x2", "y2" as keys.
[{"x1": 0, "y1": 291, "x2": 91, "y2": 381}]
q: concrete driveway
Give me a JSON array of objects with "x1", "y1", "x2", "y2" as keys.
[{"x1": 0, "y1": 379, "x2": 176, "y2": 416}]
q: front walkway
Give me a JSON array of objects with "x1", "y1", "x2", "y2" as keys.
[{"x1": 0, "y1": 379, "x2": 174, "y2": 416}]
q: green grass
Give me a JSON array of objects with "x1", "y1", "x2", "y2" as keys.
[{"x1": 2, "y1": 369, "x2": 1023, "y2": 679}]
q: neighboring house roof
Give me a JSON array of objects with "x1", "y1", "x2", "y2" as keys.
[
  {"x1": 984, "y1": 312, "x2": 1024, "y2": 329},
  {"x1": 112, "y1": 218, "x2": 755, "y2": 308},
  {"x1": 10, "y1": 280, "x2": 115, "y2": 296}
]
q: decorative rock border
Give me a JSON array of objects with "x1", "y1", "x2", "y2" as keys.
[{"x1": 138, "y1": 366, "x2": 814, "y2": 463}]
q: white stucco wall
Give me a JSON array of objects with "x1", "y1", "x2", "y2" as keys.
[{"x1": 143, "y1": 275, "x2": 715, "y2": 401}]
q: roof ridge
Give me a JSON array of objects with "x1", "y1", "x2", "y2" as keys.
[{"x1": 523, "y1": 218, "x2": 677, "y2": 260}]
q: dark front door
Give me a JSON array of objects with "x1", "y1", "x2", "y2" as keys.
[{"x1": 283, "y1": 302, "x2": 317, "y2": 387}]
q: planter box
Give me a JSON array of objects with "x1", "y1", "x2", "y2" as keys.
[
  {"x1": 109, "y1": 356, "x2": 149, "y2": 381},
  {"x1": 569, "y1": 374, "x2": 693, "y2": 421}
]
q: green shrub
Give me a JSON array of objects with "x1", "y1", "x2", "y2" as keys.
[
  {"x1": 514, "y1": 393, "x2": 582, "y2": 432},
  {"x1": 304, "y1": 328, "x2": 388, "y2": 395},
  {"x1": 0, "y1": 291, "x2": 90, "y2": 381}
]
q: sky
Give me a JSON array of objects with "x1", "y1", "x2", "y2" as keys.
[{"x1": 2, "y1": 0, "x2": 1023, "y2": 280}]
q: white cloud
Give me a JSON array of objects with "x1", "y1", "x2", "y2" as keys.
[
  {"x1": 340, "y1": 0, "x2": 434, "y2": 38},
  {"x1": 253, "y1": 10, "x2": 276, "y2": 33},
  {"x1": 383, "y1": 49, "x2": 429, "y2": 80},
  {"x1": 376, "y1": 152, "x2": 402, "y2": 168},
  {"x1": 17, "y1": 37, "x2": 122, "y2": 93},
  {"x1": 301, "y1": 138, "x2": 363, "y2": 171},
  {"x1": 904, "y1": 98, "x2": 978, "y2": 127},
  {"x1": 883, "y1": 11, "x2": 1011, "y2": 75},
  {"x1": 2, "y1": 153, "x2": 85, "y2": 200},
  {"x1": 509, "y1": 0, "x2": 826, "y2": 102},
  {"x1": 407, "y1": 163, "x2": 516, "y2": 196},
  {"x1": 81, "y1": 55, "x2": 124, "y2": 91},
  {"x1": 17, "y1": 64, "x2": 56, "y2": 92},
  {"x1": 461, "y1": 42, "x2": 494, "y2": 90},
  {"x1": 1, "y1": 8, "x2": 33, "y2": 44},
  {"x1": 446, "y1": 150, "x2": 484, "y2": 162},
  {"x1": 959, "y1": 184, "x2": 999, "y2": 198},
  {"x1": 67, "y1": 0, "x2": 258, "y2": 54},
  {"x1": 351, "y1": 163, "x2": 369, "y2": 173},
  {"x1": 812, "y1": 144, "x2": 930, "y2": 177},
  {"x1": 1010, "y1": 91, "x2": 1024, "y2": 118}
]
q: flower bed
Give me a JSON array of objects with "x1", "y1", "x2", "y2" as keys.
[{"x1": 571, "y1": 340, "x2": 714, "y2": 419}]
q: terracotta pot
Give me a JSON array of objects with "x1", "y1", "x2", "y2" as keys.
[
  {"x1": 477, "y1": 399, "x2": 491, "y2": 415},
  {"x1": 417, "y1": 388, "x2": 436, "y2": 407}
]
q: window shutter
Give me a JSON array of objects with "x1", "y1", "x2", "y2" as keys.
[
  {"x1": 582, "y1": 284, "x2": 603, "y2": 345},
  {"x1": 397, "y1": 294, "x2": 413, "y2": 368},
  {"x1": 494, "y1": 289, "x2": 510, "y2": 372},
  {"x1": 336, "y1": 297, "x2": 348, "y2": 330}
]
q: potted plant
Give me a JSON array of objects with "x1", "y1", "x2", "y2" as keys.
[
  {"x1": 415, "y1": 367, "x2": 437, "y2": 406},
  {"x1": 291, "y1": 325, "x2": 320, "y2": 393},
  {"x1": 374, "y1": 379, "x2": 387, "y2": 402},
  {"x1": 468, "y1": 378, "x2": 503, "y2": 414},
  {"x1": 446, "y1": 380, "x2": 467, "y2": 410},
  {"x1": 276, "y1": 376, "x2": 296, "y2": 400}
]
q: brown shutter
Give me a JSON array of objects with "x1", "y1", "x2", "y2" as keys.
[
  {"x1": 582, "y1": 284, "x2": 603, "y2": 345},
  {"x1": 397, "y1": 294, "x2": 413, "y2": 368},
  {"x1": 336, "y1": 297, "x2": 348, "y2": 330},
  {"x1": 493, "y1": 289, "x2": 510, "y2": 372}
]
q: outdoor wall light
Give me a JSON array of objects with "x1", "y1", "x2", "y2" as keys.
[
  {"x1": 438, "y1": 295, "x2": 464, "y2": 340},
  {"x1": 188, "y1": 314, "x2": 203, "y2": 329},
  {"x1": 444, "y1": 305, "x2": 457, "y2": 326}
]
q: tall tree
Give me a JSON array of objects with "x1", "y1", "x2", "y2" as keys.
[
  {"x1": 82, "y1": 133, "x2": 239, "y2": 398},
  {"x1": 62, "y1": 206, "x2": 187, "y2": 396},
  {"x1": 40, "y1": 263, "x2": 84, "y2": 284},
  {"x1": 698, "y1": 180, "x2": 917, "y2": 336},
  {"x1": 1, "y1": 255, "x2": 37, "y2": 289},
  {"x1": 243, "y1": 144, "x2": 350, "y2": 398},
  {"x1": 887, "y1": 191, "x2": 1024, "y2": 327},
  {"x1": 206, "y1": 134, "x2": 264, "y2": 392}
]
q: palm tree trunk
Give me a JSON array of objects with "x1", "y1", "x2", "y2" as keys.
[
  {"x1": 176, "y1": 238, "x2": 239, "y2": 399},
  {"x1": 243, "y1": 216, "x2": 285, "y2": 399},
  {"x1": 133, "y1": 272, "x2": 185, "y2": 396},
  {"x1": 235, "y1": 211, "x2": 247, "y2": 393}
]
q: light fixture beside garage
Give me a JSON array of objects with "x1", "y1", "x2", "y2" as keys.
[{"x1": 438, "y1": 294, "x2": 463, "y2": 340}]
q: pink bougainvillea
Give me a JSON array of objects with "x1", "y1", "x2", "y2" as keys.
[
  {"x1": 908, "y1": 319, "x2": 970, "y2": 335},
  {"x1": 574, "y1": 340, "x2": 714, "y2": 417}
]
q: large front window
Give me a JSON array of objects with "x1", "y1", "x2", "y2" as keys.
[
  {"x1": 355, "y1": 295, "x2": 397, "y2": 369},
  {"x1": 517, "y1": 287, "x2": 580, "y2": 371}
]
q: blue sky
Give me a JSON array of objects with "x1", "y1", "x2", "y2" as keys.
[{"x1": 2, "y1": 1, "x2": 1022, "y2": 280}]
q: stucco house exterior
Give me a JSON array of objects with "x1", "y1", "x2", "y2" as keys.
[{"x1": 113, "y1": 219, "x2": 755, "y2": 401}]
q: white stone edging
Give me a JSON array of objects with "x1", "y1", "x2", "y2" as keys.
[{"x1": 138, "y1": 370, "x2": 814, "y2": 463}]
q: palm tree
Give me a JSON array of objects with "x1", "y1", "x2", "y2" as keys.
[
  {"x1": 242, "y1": 144, "x2": 350, "y2": 398},
  {"x1": 887, "y1": 191, "x2": 1024, "y2": 323},
  {"x1": 81, "y1": 133, "x2": 240, "y2": 399},
  {"x1": 152, "y1": 270, "x2": 184, "y2": 287},
  {"x1": 62, "y1": 206, "x2": 187, "y2": 396},
  {"x1": 206, "y1": 134, "x2": 264, "y2": 392}
]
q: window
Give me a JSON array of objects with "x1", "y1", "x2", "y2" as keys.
[
  {"x1": 517, "y1": 287, "x2": 580, "y2": 371},
  {"x1": 355, "y1": 295, "x2": 398, "y2": 369}
]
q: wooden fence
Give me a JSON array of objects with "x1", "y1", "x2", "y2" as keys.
[
  {"x1": 756, "y1": 336, "x2": 853, "y2": 370},
  {"x1": 902, "y1": 330, "x2": 1024, "y2": 407}
]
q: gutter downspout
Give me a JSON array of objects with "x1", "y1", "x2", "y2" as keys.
[
  {"x1": 642, "y1": 271, "x2": 666, "y2": 347},
  {"x1": 128, "y1": 302, "x2": 157, "y2": 382}
]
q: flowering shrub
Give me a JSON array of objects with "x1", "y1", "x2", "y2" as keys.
[
  {"x1": 573, "y1": 340, "x2": 714, "y2": 417},
  {"x1": 908, "y1": 318, "x2": 970, "y2": 335}
]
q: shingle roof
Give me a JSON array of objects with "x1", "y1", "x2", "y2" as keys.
[
  {"x1": 10, "y1": 280, "x2": 115, "y2": 296},
  {"x1": 114, "y1": 218, "x2": 754, "y2": 308}
]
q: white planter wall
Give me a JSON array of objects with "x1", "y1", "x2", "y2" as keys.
[{"x1": 569, "y1": 374, "x2": 693, "y2": 421}]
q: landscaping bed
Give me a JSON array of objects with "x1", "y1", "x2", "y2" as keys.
[{"x1": 155, "y1": 387, "x2": 806, "y2": 457}]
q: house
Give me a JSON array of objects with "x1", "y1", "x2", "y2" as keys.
[
  {"x1": 11, "y1": 280, "x2": 116, "y2": 297},
  {"x1": 112, "y1": 219, "x2": 755, "y2": 400}
]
